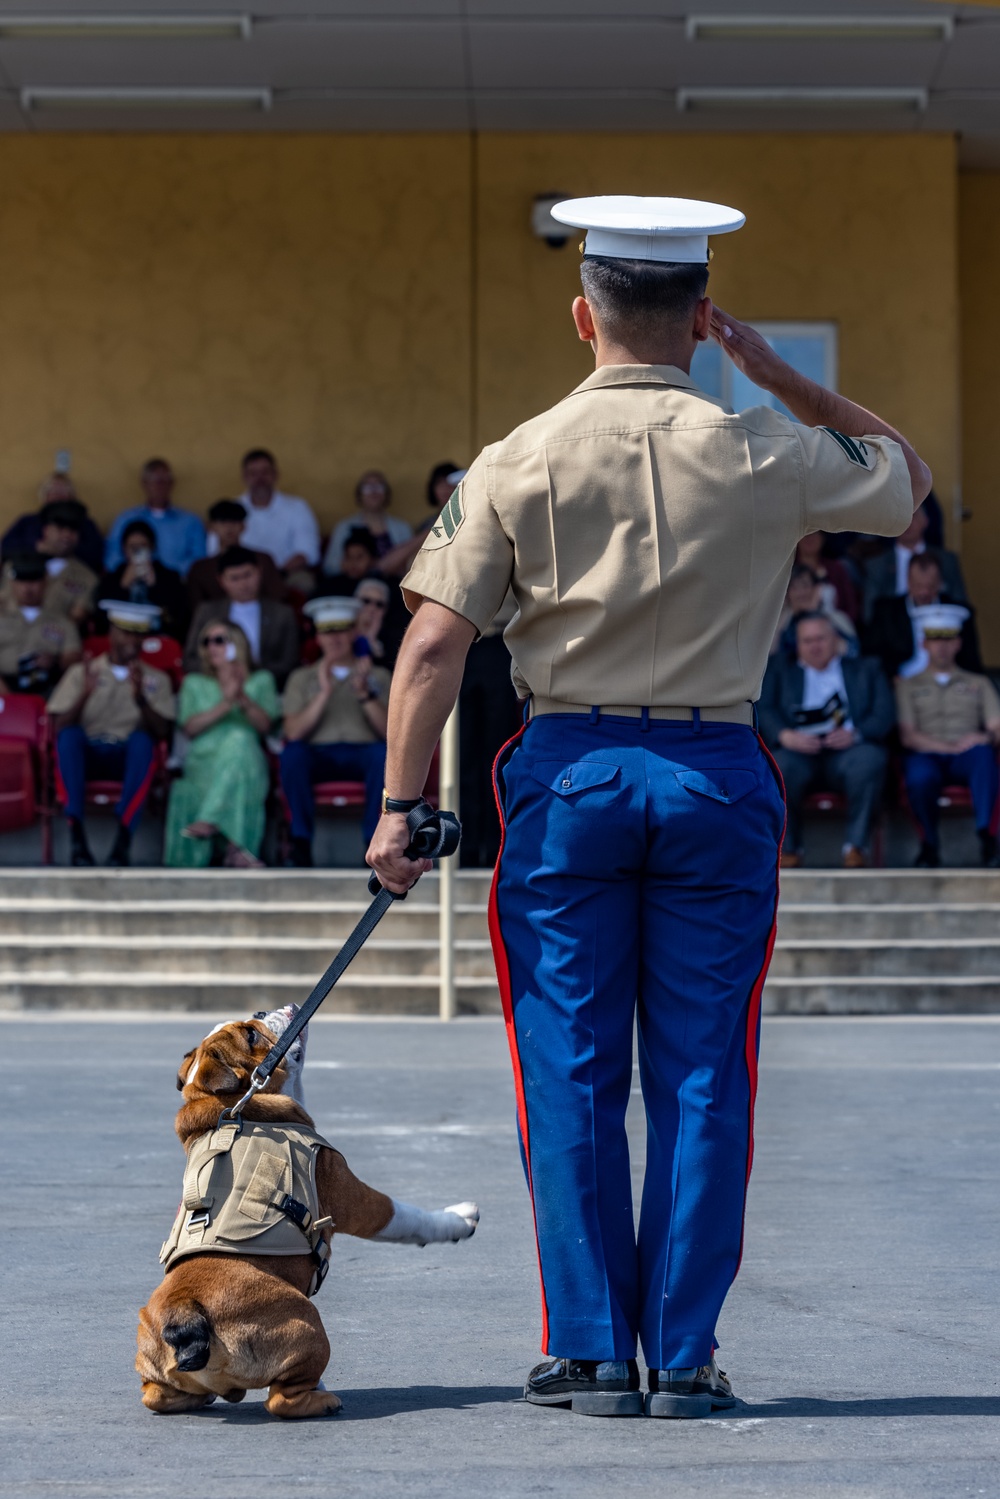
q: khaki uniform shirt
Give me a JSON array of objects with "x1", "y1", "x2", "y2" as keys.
[
  {"x1": 282, "y1": 662, "x2": 391, "y2": 745},
  {"x1": 0, "y1": 557, "x2": 98, "y2": 621},
  {"x1": 47, "y1": 652, "x2": 175, "y2": 741},
  {"x1": 403, "y1": 365, "x2": 913, "y2": 708},
  {"x1": 0, "y1": 606, "x2": 81, "y2": 676},
  {"x1": 895, "y1": 667, "x2": 1000, "y2": 742}
]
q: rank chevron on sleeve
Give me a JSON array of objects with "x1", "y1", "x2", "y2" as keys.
[{"x1": 820, "y1": 427, "x2": 873, "y2": 469}]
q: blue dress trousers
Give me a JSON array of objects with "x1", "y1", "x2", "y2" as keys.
[{"x1": 490, "y1": 711, "x2": 785, "y2": 1370}]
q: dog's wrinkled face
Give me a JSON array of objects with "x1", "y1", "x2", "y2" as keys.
[{"x1": 176, "y1": 1020, "x2": 283, "y2": 1100}]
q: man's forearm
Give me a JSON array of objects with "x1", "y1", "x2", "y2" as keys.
[
  {"x1": 765, "y1": 365, "x2": 932, "y2": 507},
  {"x1": 383, "y1": 603, "x2": 477, "y2": 799}
]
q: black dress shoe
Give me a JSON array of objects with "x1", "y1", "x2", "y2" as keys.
[
  {"x1": 524, "y1": 1358, "x2": 642, "y2": 1417},
  {"x1": 646, "y1": 1355, "x2": 736, "y2": 1419},
  {"x1": 979, "y1": 831, "x2": 1000, "y2": 868},
  {"x1": 68, "y1": 818, "x2": 95, "y2": 868},
  {"x1": 106, "y1": 822, "x2": 132, "y2": 868},
  {"x1": 913, "y1": 841, "x2": 940, "y2": 868},
  {"x1": 288, "y1": 837, "x2": 314, "y2": 869}
]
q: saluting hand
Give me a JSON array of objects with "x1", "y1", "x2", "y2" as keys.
[{"x1": 710, "y1": 307, "x2": 781, "y2": 389}]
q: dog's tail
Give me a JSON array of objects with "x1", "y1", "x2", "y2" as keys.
[{"x1": 161, "y1": 1301, "x2": 212, "y2": 1372}]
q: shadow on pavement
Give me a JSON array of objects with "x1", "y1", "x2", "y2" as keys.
[
  {"x1": 740, "y1": 1396, "x2": 1000, "y2": 1419},
  {"x1": 187, "y1": 1386, "x2": 523, "y2": 1422}
]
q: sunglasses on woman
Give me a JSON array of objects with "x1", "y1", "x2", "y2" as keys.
[
  {"x1": 357, "y1": 596, "x2": 387, "y2": 609},
  {"x1": 203, "y1": 633, "x2": 230, "y2": 647}
]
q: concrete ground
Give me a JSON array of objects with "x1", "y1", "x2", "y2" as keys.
[{"x1": 2, "y1": 1014, "x2": 999, "y2": 1498}]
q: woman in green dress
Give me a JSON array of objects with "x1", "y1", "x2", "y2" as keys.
[{"x1": 164, "y1": 620, "x2": 279, "y2": 868}]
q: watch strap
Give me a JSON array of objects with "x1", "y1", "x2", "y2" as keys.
[{"x1": 381, "y1": 791, "x2": 423, "y2": 815}]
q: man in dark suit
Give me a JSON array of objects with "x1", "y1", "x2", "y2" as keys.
[
  {"x1": 760, "y1": 612, "x2": 896, "y2": 868},
  {"x1": 864, "y1": 553, "x2": 981, "y2": 681},
  {"x1": 861, "y1": 501, "x2": 967, "y2": 623},
  {"x1": 184, "y1": 545, "x2": 299, "y2": 687}
]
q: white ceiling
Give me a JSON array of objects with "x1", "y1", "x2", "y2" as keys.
[{"x1": 1, "y1": 0, "x2": 999, "y2": 166}]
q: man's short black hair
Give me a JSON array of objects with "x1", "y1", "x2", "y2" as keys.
[
  {"x1": 241, "y1": 447, "x2": 277, "y2": 470},
  {"x1": 216, "y1": 544, "x2": 259, "y2": 575},
  {"x1": 794, "y1": 609, "x2": 835, "y2": 631},
  {"x1": 343, "y1": 527, "x2": 378, "y2": 560},
  {"x1": 39, "y1": 499, "x2": 85, "y2": 532},
  {"x1": 122, "y1": 519, "x2": 156, "y2": 548},
  {"x1": 141, "y1": 456, "x2": 171, "y2": 478},
  {"x1": 209, "y1": 498, "x2": 247, "y2": 524},
  {"x1": 579, "y1": 257, "x2": 709, "y2": 342}
]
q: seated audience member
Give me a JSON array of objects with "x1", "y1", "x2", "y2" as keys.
[
  {"x1": 896, "y1": 605, "x2": 1000, "y2": 869},
  {"x1": 184, "y1": 545, "x2": 299, "y2": 688},
  {"x1": 97, "y1": 520, "x2": 190, "y2": 642},
  {"x1": 0, "y1": 553, "x2": 81, "y2": 696},
  {"x1": 104, "y1": 458, "x2": 206, "y2": 577},
  {"x1": 2, "y1": 473, "x2": 105, "y2": 577},
  {"x1": 187, "y1": 499, "x2": 285, "y2": 608},
  {"x1": 323, "y1": 527, "x2": 380, "y2": 595},
  {"x1": 165, "y1": 620, "x2": 279, "y2": 870},
  {"x1": 377, "y1": 462, "x2": 463, "y2": 579},
  {"x1": 0, "y1": 501, "x2": 97, "y2": 625},
  {"x1": 864, "y1": 553, "x2": 981, "y2": 681},
  {"x1": 354, "y1": 577, "x2": 391, "y2": 665},
  {"x1": 794, "y1": 531, "x2": 860, "y2": 622},
  {"x1": 280, "y1": 597, "x2": 390, "y2": 867},
  {"x1": 770, "y1": 563, "x2": 857, "y2": 659},
  {"x1": 323, "y1": 470, "x2": 412, "y2": 576},
  {"x1": 861, "y1": 502, "x2": 967, "y2": 623},
  {"x1": 760, "y1": 612, "x2": 895, "y2": 869},
  {"x1": 238, "y1": 448, "x2": 320, "y2": 593},
  {"x1": 47, "y1": 600, "x2": 175, "y2": 867}
]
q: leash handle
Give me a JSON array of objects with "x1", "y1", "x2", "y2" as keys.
[{"x1": 221, "y1": 802, "x2": 461, "y2": 1121}]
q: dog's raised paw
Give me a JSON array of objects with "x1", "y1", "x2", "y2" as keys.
[{"x1": 442, "y1": 1202, "x2": 480, "y2": 1239}]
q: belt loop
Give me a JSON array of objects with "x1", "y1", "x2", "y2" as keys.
[
  {"x1": 750, "y1": 700, "x2": 759, "y2": 733},
  {"x1": 589, "y1": 705, "x2": 600, "y2": 724},
  {"x1": 640, "y1": 706, "x2": 650, "y2": 733},
  {"x1": 692, "y1": 707, "x2": 702, "y2": 734}
]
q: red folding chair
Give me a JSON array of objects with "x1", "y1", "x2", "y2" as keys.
[
  {"x1": 0, "y1": 693, "x2": 53, "y2": 861},
  {"x1": 274, "y1": 743, "x2": 441, "y2": 861}
]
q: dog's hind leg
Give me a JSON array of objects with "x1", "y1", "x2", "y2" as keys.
[{"x1": 264, "y1": 1306, "x2": 340, "y2": 1420}]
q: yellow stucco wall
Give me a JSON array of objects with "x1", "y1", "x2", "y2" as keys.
[
  {"x1": 0, "y1": 132, "x2": 959, "y2": 557},
  {"x1": 959, "y1": 173, "x2": 1000, "y2": 658}
]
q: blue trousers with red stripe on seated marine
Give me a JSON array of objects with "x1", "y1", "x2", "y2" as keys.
[
  {"x1": 56, "y1": 725, "x2": 158, "y2": 827},
  {"x1": 490, "y1": 712, "x2": 785, "y2": 1371},
  {"x1": 279, "y1": 738, "x2": 386, "y2": 844}
]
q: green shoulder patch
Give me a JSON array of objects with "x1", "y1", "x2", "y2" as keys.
[
  {"x1": 821, "y1": 427, "x2": 873, "y2": 470},
  {"x1": 425, "y1": 484, "x2": 465, "y2": 548}
]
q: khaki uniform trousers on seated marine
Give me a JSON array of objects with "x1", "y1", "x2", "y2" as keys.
[{"x1": 160, "y1": 1120, "x2": 334, "y2": 1296}]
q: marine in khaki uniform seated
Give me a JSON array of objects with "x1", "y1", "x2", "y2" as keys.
[
  {"x1": 47, "y1": 601, "x2": 175, "y2": 867},
  {"x1": 0, "y1": 552, "x2": 81, "y2": 697},
  {"x1": 279, "y1": 597, "x2": 390, "y2": 867},
  {"x1": 365, "y1": 194, "x2": 931, "y2": 1417},
  {"x1": 0, "y1": 500, "x2": 98, "y2": 625},
  {"x1": 896, "y1": 604, "x2": 1000, "y2": 869}
]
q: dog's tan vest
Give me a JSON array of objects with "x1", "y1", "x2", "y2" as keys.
[{"x1": 160, "y1": 1119, "x2": 334, "y2": 1296}]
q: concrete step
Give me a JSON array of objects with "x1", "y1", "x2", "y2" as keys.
[
  {"x1": 0, "y1": 868, "x2": 492, "y2": 904},
  {"x1": 776, "y1": 904, "x2": 1000, "y2": 940},
  {"x1": 777, "y1": 869, "x2": 1000, "y2": 904},
  {"x1": 0, "y1": 937, "x2": 498, "y2": 978},
  {"x1": 768, "y1": 941, "x2": 1000, "y2": 979},
  {"x1": 762, "y1": 976, "x2": 1000, "y2": 1014},
  {"x1": 0, "y1": 902, "x2": 489, "y2": 941},
  {"x1": 0, "y1": 973, "x2": 502, "y2": 1015}
]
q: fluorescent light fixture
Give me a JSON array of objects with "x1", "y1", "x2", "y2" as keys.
[
  {"x1": 0, "y1": 14, "x2": 251, "y2": 41},
  {"x1": 687, "y1": 14, "x2": 953, "y2": 43},
  {"x1": 21, "y1": 86, "x2": 270, "y2": 111},
  {"x1": 677, "y1": 87, "x2": 929, "y2": 113}
]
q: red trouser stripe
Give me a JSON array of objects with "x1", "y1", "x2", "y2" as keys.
[
  {"x1": 737, "y1": 734, "x2": 787, "y2": 1274},
  {"x1": 120, "y1": 753, "x2": 158, "y2": 827},
  {"x1": 488, "y1": 722, "x2": 551, "y2": 1350}
]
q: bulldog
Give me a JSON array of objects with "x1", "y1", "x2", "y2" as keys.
[{"x1": 136, "y1": 1005, "x2": 479, "y2": 1419}]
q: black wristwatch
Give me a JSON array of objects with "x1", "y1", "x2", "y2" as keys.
[{"x1": 381, "y1": 792, "x2": 422, "y2": 815}]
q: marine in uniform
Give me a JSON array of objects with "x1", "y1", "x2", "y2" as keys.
[
  {"x1": 280, "y1": 596, "x2": 391, "y2": 866},
  {"x1": 47, "y1": 600, "x2": 176, "y2": 867},
  {"x1": 895, "y1": 603, "x2": 1000, "y2": 868},
  {"x1": 366, "y1": 196, "x2": 931, "y2": 1415},
  {"x1": 0, "y1": 552, "x2": 81, "y2": 696}
]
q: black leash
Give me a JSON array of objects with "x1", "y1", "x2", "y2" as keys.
[{"x1": 220, "y1": 800, "x2": 461, "y2": 1123}]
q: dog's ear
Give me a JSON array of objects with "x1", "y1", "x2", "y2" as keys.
[
  {"x1": 187, "y1": 1052, "x2": 240, "y2": 1097},
  {"x1": 176, "y1": 1049, "x2": 196, "y2": 1092}
]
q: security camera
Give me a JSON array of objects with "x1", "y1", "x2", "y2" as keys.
[{"x1": 531, "y1": 194, "x2": 572, "y2": 249}]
